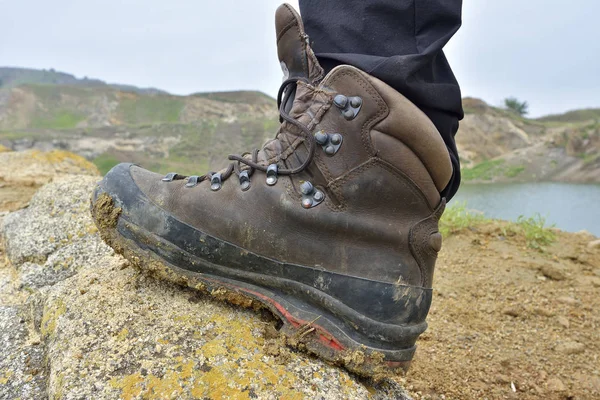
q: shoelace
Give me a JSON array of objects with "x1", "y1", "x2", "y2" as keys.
[{"x1": 181, "y1": 77, "x2": 317, "y2": 188}]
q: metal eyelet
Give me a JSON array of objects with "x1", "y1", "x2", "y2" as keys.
[
  {"x1": 333, "y1": 94, "x2": 348, "y2": 109},
  {"x1": 313, "y1": 191, "x2": 325, "y2": 202},
  {"x1": 314, "y1": 131, "x2": 343, "y2": 156},
  {"x1": 350, "y1": 96, "x2": 362, "y2": 108},
  {"x1": 314, "y1": 131, "x2": 329, "y2": 145},
  {"x1": 300, "y1": 181, "x2": 314, "y2": 195},
  {"x1": 239, "y1": 171, "x2": 250, "y2": 191},
  {"x1": 299, "y1": 180, "x2": 324, "y2": 208},
  {"x1": 330, "y1": 133, "x2": 342, "y2": 145},
  {"x1": 210, "y1": 173, "x2": 222, "y2": 191},
  {"x1": 162, "y1": 172, "x2": 183, "y2": 182},
  {"x1": 185, "y1": 175, "x2": 201, "y2": 188},
  {"x1": 342, "y1": 108, "x2": 355, "y2": 119},
  {"x1": 334, "y1": 94, "x2": 362, "y2": 120},
  {"x1": 266, "y1": 164, "x2": 278, "y2": 186}
]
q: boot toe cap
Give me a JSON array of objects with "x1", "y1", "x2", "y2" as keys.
[
  {"x1": 93, "y1": 163, "x2": 139, "y2": 207},
  {"x1": 92, "y1": 163, "x2": 165, "y2": 219}
]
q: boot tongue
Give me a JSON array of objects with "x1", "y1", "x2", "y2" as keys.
[
  {"x1": 248, "y1": 4, "x2": 327, "y2": 172},
  {"x1": 256, "y1": 82, "x2": 331, "y2": 169},
  {"x1": 275, "y1": 4, "x2": 324, "y2": 83}
]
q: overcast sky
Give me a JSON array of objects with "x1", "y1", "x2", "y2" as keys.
[{"x1": 1, "y1": 0, "x2": 598, "y2": 118}]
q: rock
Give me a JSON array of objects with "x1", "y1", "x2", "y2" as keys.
[
  {"x1": 17, "y1": 262, "x2": 46, "y2": 288},
  {"x1": 19, "y1": 235, "x2": 112, "y2": 289},
  {"x1": 0, "y1": 305, "x2": 47, "y2": 399},
  {"x1": 0, "y1": 260, "x2": 25, "y2": 307},
  {"x1": 573, "y1": 373, "x2": 600, "y2": 393},
  {"x1": 546, "y1": 377, "x2": 567, "y2": 392},
  {"x1": 555, "y1": 341, "x2": 585, "y2": 355},
  {"x1": 1, "y1": 173, "x2": 410, "y2": 399},
  {"x1": 577, "y1": 253, "x2": 590, "y2": 264},
  {"x1": 0, "y1": 149, "x2": 99, "y2": 186},
  {"x1": 0, "y1": 150, "x2": 99, "y2": 213},
  {"x1": 540, "y1": 265, "x2": 567, "y2": 281},
  {"x1": 2, "y1": 175, "x2": 106, "y2": 266},
  {"x1": 588, "y1": 239, "x2": 600, "y2": 249},
  {"x1": 575, "y1": 230, "x2": 594, "y2": 239},
  {"x1": 557, "y1": 296, "x2": 579, "y2": 305},
  {"x1": 556, "y1": 316, "x2": 570, "y2": 329},
  {"x1": 0, "y1": 235, "x2": 46, "y2": 400},
  {"x1": 42, "y1": 260, "x2": 406, "y2": 399},
  {"x1": 590, "y1": 277, "x2": 600, "y2": 288},
  {"x1": 534, "y1": 308, "x2": 555, "y2": 317},
  {"x1": 503, "y1": 307, "x2": 520, "y2": 317}
]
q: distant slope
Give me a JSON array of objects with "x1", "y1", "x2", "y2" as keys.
[
  {"x1": 0, "y1": 67, "x2": 166, "y2": 95},
  {"x1": 536, "y1": 108, "x2": 600, "y2": 123},
  {"x1": 0, "y1": 82, "x2": 276, "y2": 130},
  {"x1": 457, "y1": 98, "x2": 546, "y2": 166},
  {"x1": 457, "y1": 98, "x2": 600, "y2": 184},
  {"x1": 0, "y1": 67, "x2": 598, "y2": 183},
  {"x1": 0, "y1": 67, "x2": 278, "y2": 176}
]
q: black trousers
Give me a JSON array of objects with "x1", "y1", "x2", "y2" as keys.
[{"x1": 299, "y1": 0, "x2": 463, "y2": 200}]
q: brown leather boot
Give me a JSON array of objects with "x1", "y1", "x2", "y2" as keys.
[{"x1": 91, "y1": 3, "x2": 452, "y2": 377}]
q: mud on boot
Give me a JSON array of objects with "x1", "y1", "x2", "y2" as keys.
[{"x1": 91, "y1": 3, "x2": 452, "y2": 378}]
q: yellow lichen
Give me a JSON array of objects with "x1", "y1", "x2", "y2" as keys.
[
  {"x1": 30, "y1": 149, "x2": 100, "y2": 175},
  {"x1": 194, "y1": 367, "x2": 251, "y2": 400},
  {"x1": 108, "y1": 312, "x2": 307, "y2": 399},
  {"x1": 110, "y1": 360, "x2": 197, "y2": 400},
  {"x1": 0, "y1": 370, "x2": 14, "y2": 385},
  {"x1": 40, "y1": 299, "x2": 67, "y2": 337},
  {"x1": 200, "y1": 338, "x2": 229, "y2": 359},
  {"x1": 116, "y1": 328, "x2": 129, "y2": 341},
  {"x1": 109, "y1": 373, "x2": 144, "y2": 400}
]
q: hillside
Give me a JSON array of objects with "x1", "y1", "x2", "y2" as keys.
[
  {"x1": 0, "y1": 67, "x2": 165, "y2": 94},
  {"x1": 0, "y1": 68, "x2": 278, "y2": 176},
  {"x1": 457, "y1": 98, "x2": 600, "y2": 183},
  {"x1": 0, "y1": 67, "x2": 599, "y2": 183},
  {"x1": 537, "y1": 108, "x2": 600, "y2": 123}
]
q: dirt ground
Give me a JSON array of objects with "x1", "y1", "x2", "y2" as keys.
[
  {"x1": 404, "y1": 223, "x2": 600, "y2": 399},
  {"x1": 2, "y1": 183, "x2": 599, "y2": 399}
]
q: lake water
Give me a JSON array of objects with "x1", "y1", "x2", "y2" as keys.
[{"x1": 452, "y1": 182, "x2": 600, "y2": 237}]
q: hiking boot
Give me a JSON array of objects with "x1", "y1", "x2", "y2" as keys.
[{"x1": 91, "y1": 3, "x2": 452, "y2": 377}]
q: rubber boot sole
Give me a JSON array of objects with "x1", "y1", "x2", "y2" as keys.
[{"x1": 92, "y1": 191, "x2": 426, "y2": 378}]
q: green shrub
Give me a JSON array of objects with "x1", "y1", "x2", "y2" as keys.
[
  {"x1": 439, "y1": 202, "x2": 487, "y2": 237},
  {"x1": 511, "y1": 214, "x2": 556, "y2": 251},
  {"x1": 504, "y1": 97, "x2": 529, "y2": 116},
  {"x1": 461, "y1": 159, "x2": 505, "y2": 181}
]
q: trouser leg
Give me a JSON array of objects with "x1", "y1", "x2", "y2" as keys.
[{"x1": 299, "y1": 0, "x2": 463, "y2": 200}]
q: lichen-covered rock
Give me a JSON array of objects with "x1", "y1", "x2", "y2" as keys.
[
  {"x1": 0, "y1": 149, "x2": 99, "y2": 186},
  {"x1": 0, "y1": 305, "x2": 47, "y2": 400},
  {"x1": 42, "y1": 258, "x2": 404, "y2": 399},
  {"x1": 2, "y1": 175, "x2": 110, "y2": 267},
  {"x1": 1, "y1": 243, "x2": 46, "y2": 399},
  {"x1": 19, "y1": 235, "x2": 111, "y2": 289},
  {"x1": 2, "y1": 172, "x2": 410, "y2": 399}
]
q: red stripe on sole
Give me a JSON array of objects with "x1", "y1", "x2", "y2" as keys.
[{"x1": 202, "y1": 276, "x2": 346, "y2": 352}]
